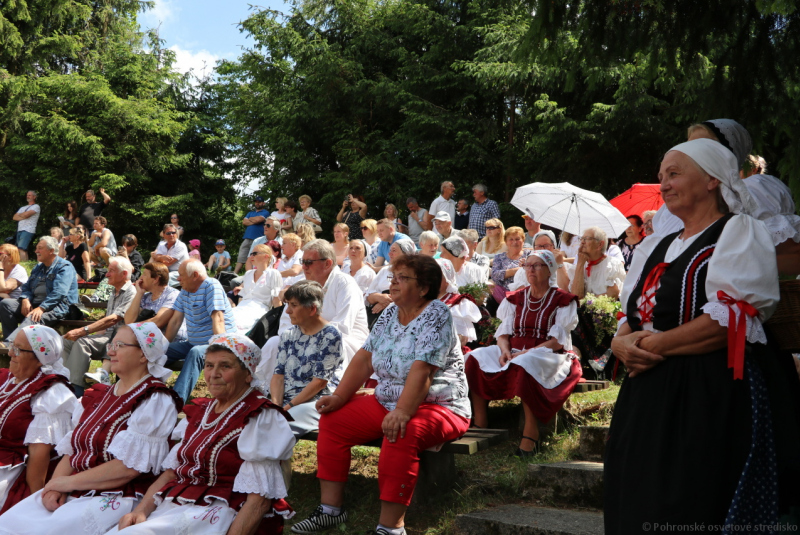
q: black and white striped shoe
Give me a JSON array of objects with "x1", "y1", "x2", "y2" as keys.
[
  {"x1": 290, "y1": 505, "x2": 348, "y2": 533},
  {"x1": 367, "y1": 528, "x2": 406, "y2": 535}
]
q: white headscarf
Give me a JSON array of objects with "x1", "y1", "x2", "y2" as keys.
[
  {"x1": 530, "y1": 250, "x2": 558, "y2": 278},
  {"x1": 207, "y1": 333, "x2": 265, "y2": 392},
  {"x1": 667, "y1": 138, "x2": 757, "y2": 216},
  {"x1": 532, "y1": 230, "x2": 557, "y2": 249},
  {"x1": 436, "y1": 258, "x2": 459, "y2": 294},
  {"x1": 702, "y1": 119, "x2": 752, "y2": 170},
  {"x1": 21, "y1": 325, "x2": 70, "y2": 379},
  {"x1": 128, "y1": 322, "x2": 173, "y2": 382},
  {"x1": 394, "y1": 239, "x2": 417, "y2": 257},
  {"x1": 441, "y1": 236, "x2": 469, "y2": 258}
]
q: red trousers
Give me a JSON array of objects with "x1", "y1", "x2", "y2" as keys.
[{"x1": 316, "y1": 395, "x2": 470, "y2": 506}]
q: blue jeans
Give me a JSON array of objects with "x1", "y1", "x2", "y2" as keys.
[
  {"x1": 15, "y1": 231, "x2": 34, "y2": 250},
  {"x1": 166, "y1": 342, "x2": 209, "y2": 401}
]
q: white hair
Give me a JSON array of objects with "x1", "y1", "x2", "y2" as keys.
[
  {"x1": 419, "y1": 231, "x2": 440, "y2": 247},
  {"x1": 38, "y1": 236, "x2": 58, "y2": 252},
  {"x1": 472, "y1": 183, "x2": 487, "y2": 194},
  {"x1": 440, "y1": 181, "x2": 454, "y2": 193},
  {"x1": 108, "y1": 257, "x2": 133, "y2": 280},
  {"x1": 585, "y1": 226, "x2": 608, "y2": 252},
  {"x1": 183, "y1": 258, "x2": 208, "y2": 278}
]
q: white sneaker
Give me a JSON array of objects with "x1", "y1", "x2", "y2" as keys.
[{"x1": 85, "y1": 369, "x2": 111, "y2": 385}]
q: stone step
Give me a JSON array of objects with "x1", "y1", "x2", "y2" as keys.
[
  {"x1": 455, "y1": 504, "x2": 603, "y2": 535},
  {"x1": 578, "y1": 426, "x2": 608, "y2": 462},
  {"x1": 526, "y1": 461, "x2": 604, "y2": 509}
]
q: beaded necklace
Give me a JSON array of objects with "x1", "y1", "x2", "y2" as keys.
[{"x1": 200, "y1": 387, "x2": 254, "y2": 430}]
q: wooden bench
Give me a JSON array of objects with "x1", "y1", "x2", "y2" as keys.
[
  {"x1": 298, "y1": 427, "x2": 509, "y2": 501},
  {"x1": 53, "y1": 320, "x2": 94, "y2": 335}
]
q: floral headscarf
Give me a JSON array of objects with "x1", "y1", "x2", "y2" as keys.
[
  {"x1": 21, "y1": 325, "x2": 70, "y2": 379},
  {"x1": 207, "y1": 333, "x2": 264, "y2": 391},
  {"x1": 530, "y1": 250, "x2": 558, "y2": 278},
  {"x1": 128, "y1": 322, "x2": 172, "y2": 382}
]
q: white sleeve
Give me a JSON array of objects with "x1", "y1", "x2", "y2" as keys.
[
  {"x1": 701, "y1": 215, "x2": 779, "y2": 344},
  {"x1": 161, "y1": 417, "x2": 189, "y2": 471},
  {"x1": 547, "y1": 301, "x2": 579, "y2": 350},
  {"x1": 267, "y1": 269, "x2": 283, "y2": 297},
  {"x1": 365, "y1": 267, "x2": 389, "y2": 296},
  {"x1": 233, "y1": 409, "x2": 295, "y2": 499},
  {"x1": 494, "y1": 298, "x2": 517, "y2": 338},
  {"x1": 605, "y1": 258, "x2": 626, "y2": 289},
  {"x1": 449, "y1": 300, "x2": 482, "y2": 342},
  {"x1": 744, "y1": 174, "x2": 800, "y2": 245},
  {"x1": 24, "y1": 383, "x2": 79, "y2": 446},
  {"x1": 509, "y1": 267, "x2": 528, "y2": 292},
  {"x1": 55, "y1": 401, "x2": 85, "y2": 456},
  {"x1": 107, "y1": 392, "x2": 179, "y2": 473}
]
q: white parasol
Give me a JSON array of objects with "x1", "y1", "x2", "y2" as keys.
[{"x1": 511, "y1": 182, "x2": 631, "y2": 240}]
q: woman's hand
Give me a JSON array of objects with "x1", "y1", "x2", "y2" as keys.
[
  {"x1": 134, "y1": 279, "x2": 146, "y2": 293},
  {"x1": 316, "y1": 394, "x2": 345, "y2": 414},
  {"x1": 382, "y1": 408, "x2": 412, "y2": 443},
  {"x1": 233, "y1": 286, "x2": 242, "y2": 296},
  {"x1": 41, "y1": 490, "x2": 66, "y2": 512},
  {"x1": 611, "y1": 331, "x2": 664, "y2": 378},
  {"x1": 499, "y1": 349, "x2": 525, "y2": 367},
  {"x1": 44, "y1": 475, "x2": 74, "y2": 494},
  {"x1": 118, "y1": 511, "x2": 149, "y2": 529},
  {"x1": 553, "y1": 249, "x2": 566, "y2": 264}
]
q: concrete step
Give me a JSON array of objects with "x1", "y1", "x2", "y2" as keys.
[
  {"x1": 577, "y1": 426, "x2": 608, "y2": 462},
  {"x1": 455, "y1": 504, "x2": 603, "y2": 534},
  {"x1": 526, "y1": 461, "x2": 604, "y2": 509}
]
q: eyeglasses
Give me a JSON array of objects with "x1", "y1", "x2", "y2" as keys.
[
  {"x1": 106, "y1": 341, "x2": 140, "y2": 353},
  {"x1": 579, "y1": 237, "x2": 600, "y2": 243},
  {"x1": 485, "y1": 226, "x2": 500, "y2": 231},
  {"x1": 387, "y1": 273, "x2": 418, "y2": 283},
  {"x1": 534, "y1": 244, "x2": 554, "y2": 250},
  {"x1": 300, "y1": 259, "x2": 326, "y2": 266},
  {"x1": 170, "y1": 216, "x2": 178, "y2": 219},
  {"x1": 524, "y1": 264, "x2": 549, "y2": 271},
  {"x1": 10, "y1": 345, "x2": 35, "y2": 357},
  {"x1": 249, "y1": 251, "x2": 261, "y2": 257},
  {"x1": 165, "y1": 231, "x2": 177, "y2": 236}
]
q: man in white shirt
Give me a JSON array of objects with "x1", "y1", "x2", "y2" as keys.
[
  {"x1": 404, "y1": 197, "x2": 428, "y2": 245},
  {"x1": 259, "y1": 239, "x2": 368, "y2": 387},
  {"x1": 151, "y1": 224, "x2": 189, "y2": 287},
  {"x1": 424, "y1": 181, "x2": 456, "y2": 230},
  {"x1": 12, "y1": 191, "x2": 40, "y2": 261}
]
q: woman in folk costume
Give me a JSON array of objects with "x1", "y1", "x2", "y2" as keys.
[
  {"x1": 0, "y1": 326, "x2": 77, "y2": 514},
  {"x1": 465, "y1": 250, "x2": 581, "y2": 457},
  {"x1": 0, "y1": 322, "x2": 181, "y2": 535},
  {"x1": 435, "y1": 258, "x2": 482, "y2": 348},
  {"x1": 110, "y1": 333, "x2": 295, "y2": 535}
]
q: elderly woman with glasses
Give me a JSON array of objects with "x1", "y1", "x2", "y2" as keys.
[
  {"x1": 108, "y1": 334, "x2": 294, "y2": 535},
  {"x1": 509, "y1": 231, "x2": 569, "y2": 291},
  {"x1": 291, "y1": 255, "x2": 470, "y2": 535},
  {"x1": 0, "y1": 326, "x2": 77, "y2": 514},
  {"x1": 0, "y1": 323, "x2": 181, "y2": 535},
  {"x1": 466, "y1": 251, "x2": 581, "y2": 456},
  {"x1": 231, "y1": 244, "x2": 283, "y2": 335}
]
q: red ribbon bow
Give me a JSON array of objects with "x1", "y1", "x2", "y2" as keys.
[
  {"x1": 637, "y1": 262, "x2": 670, "y2": 324},
  {"x1": 716, "y1": 291, "x2": 758, "y2": 380},
  {"x1": 585, "y1": 255, "x2": 606, "y2": 277}
]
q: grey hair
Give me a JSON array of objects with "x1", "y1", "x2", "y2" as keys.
[
  {"x1": 302, "y1": 239, "x2": 336, "y2": 264},
  {"x1": 163, "y1": 223, "x2": 177, "y2": 232},
  {"x1": 472, "y1": 183, "x2": 487, "y2": 194},
  {"x1": 440, "y1": 181, "x2": 454, "y2": 193},
  {"x1": 27, "y1": 190, "x2": 38, "y2": 199},
  {"x1": 441, "y1": 236, "x2": 468, "y2": 258},
  {"x1": 265, "y1": 216, "x2": 280, "y2": 226},
  {"x1": 38, "y1": 236, "x2": 58, "y2": 252},
  {"x1": 406, "y1": 197, "x2": 418, "y2": 205},
  {"x1": 642, "y1": 210, "x2": 657, "y2": 220},
  {"x1": 419, "y1": 231, "x2": 440, "y2": 247},
  {"x1": 284, "y1": 280, "x2": 325, "y2": 314},
  {"x1": 108, "y1": 256, "x2": 133, "y2": 280},
  {"x1": 584, "y1": 227, "x2": 608, "y2": 252},
  {"x1": 460, "y1": 228, "x2": 479, "y2": 244},
  {"x1": 183, "y1": 258, "x2": 208, "y2": 278}
]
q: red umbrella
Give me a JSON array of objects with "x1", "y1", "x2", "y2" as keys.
[{"x1": 609, "y1": 183, "x2": 663, "y2": 218}]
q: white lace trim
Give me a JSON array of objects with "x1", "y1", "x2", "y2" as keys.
[
  {"x1": 161, "y1": 443, "x2": 181, "y2": 471},
  {"x1": 232, "y1": 459, "x2": 288, "y2": 499},
  {"x1": 702, "y1": 302, "x2": 768, "y2": 345},
  {"x1": 55, "y1": 430, "x2": 74, "y2": 456},
  {"x1": 24, "y1": 412, "x2": 73, "y2": 445},
  {"x1": 547, "y1": 325, "x2": 573, "y2": 351},
  {"x1": 762, "y1": 214, "x2": 800, "y2": 246},
  {"x1": 106, "y1": 429, "x2": 171, "y2": 474}
]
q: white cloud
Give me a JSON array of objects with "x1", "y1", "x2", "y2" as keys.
[
  {"x1": 169, "y1": 45, "x2": 220, "y2": 77},
  {"x1": 140, "y1": 0, "x2": 177, "y2": 30}
]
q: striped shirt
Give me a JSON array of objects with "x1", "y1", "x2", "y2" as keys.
[{"x1": 172, "y1": 278, "x2": 235, "y2": 345}]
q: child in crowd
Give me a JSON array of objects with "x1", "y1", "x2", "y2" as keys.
[
  {"x1": 207, "y1": 239, "x2": 232, "y2": 273},
  {"x1": 188, "y1": 238, "x2": 201, "y2": 260}
]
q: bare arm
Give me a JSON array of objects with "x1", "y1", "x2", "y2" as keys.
[
  {"x1": 211, "y1": 309, "x2": 226, "y2": 335},
  {"x1": 99, "y1": 188, "x2": 111, "y2": 204},
  {"x1": 226, "y1": 494, "x2": 273, "y2": 535},
  {"x1": 165, "y1": 310, "x2": 185, "y2": 342},
  {"x1": 26, "y1": 443, "x2": 54, "y2": 493},
  {"x1": 270, "y1": 374, "x2": 285, "y2": 406},
  {"x1": 316, "y1": 348, "x2": 374, "y2": 413},
  {"x1": 279, "y1": 264, "x2": 302, "y2": 277},
  {"x1": 12, "y1": 209, "x2": 37, "y2": 221},
  {"x1": 570, "y1": 256, "x2": 587, "y2": 300},
  {"x1": 285, "y1": 378, "x2": 328, "y2": 410},
  {"x1": 44, "y1": 459, "x2": 139, "y2": 494}
]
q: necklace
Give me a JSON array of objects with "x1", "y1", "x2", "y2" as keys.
[
  {"x1": 200, "y1": 387, "x2": 254, "y2": 430},
  {"x1": 0, "y1": 371, "x2": 40, "y2": 400},
  {"x1": 525, "y1": 287, "x2": 551, "y2": 312},
  {"x1": 113, "y1": 374, "x2": 152, "y2": 396}
]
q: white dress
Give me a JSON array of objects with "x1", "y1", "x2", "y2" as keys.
[
  {"x1": 104, "y1": 409, "x2": 295, "y2": 535},
  {"x1": 342, "y1": 263, "x2": 376, "y2": 296},
  {"x1": 468, "y1": 296, "x2": 579, "y2": 389},
  {"x1": 0, "y1": 382, "x2": 77, "y2": 511},
  {"x1": 619, "y1": 215, "x2": 779, "y2": 341},
  {"x1": 0, "y1": 393, "x2": 178, "y2": 535},
  {"x1": 232, "y1": 268, "x2": 283, "y2": 335}
]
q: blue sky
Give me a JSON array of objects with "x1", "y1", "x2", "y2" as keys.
[{"x1": 138, "y1": 0, "x2": 290, "y2": 76}]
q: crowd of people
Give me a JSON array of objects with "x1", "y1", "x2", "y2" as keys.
[{"x1": 0, "y1": 118, "x2": 799, "y2": 533}]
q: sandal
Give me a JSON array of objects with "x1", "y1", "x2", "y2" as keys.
[{"x1": 512, "y1": 436, "x2": 540, "y2": 458}]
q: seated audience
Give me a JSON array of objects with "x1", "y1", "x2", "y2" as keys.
[
  {"x1": 112, "y1": 334, "x2": 293, "y2": 535},
  {"x1": 418, "y1": 231, "x2": 440, "y2": 257},
  {"x1": 360, "y1": 219, "x2": 380, "y2": 265},
  {"x1": 295, "y1": 223, "x2": 317, "y2": 246},
  {"x1": 49, "y1": 227, "x2": 64, "y2": 243},
  {"x1": 510, "y1": 230, "x2": 564, "y2": 290},
  {"x1": 437, "y1": 259, "x2": 482, "y2": 347},
  {"x1": 283, "y1": 199, "x2": 299, "y2": 233},
  {"x1": 276, "y1": 233, "x2": 305, "y2": 287},
  {"x1": 231, "y1": 244, "x2": 283, "y2": 335},
  {"x1": 559, "y1": 231, "x2": 579, "y2": 259},
  {"x1": 384, "y1": 203, "x2": 403, "y2": 233},
  {"x1": 271, "y1": 281, "x2": 343, "y2": 439},
  {"x1": 187, "y1": 239, "x2": 201, "y2": 260},
  {"x1": 563, "y1": 226, "x2": 626, "y2": 300},
  {"x1": 0, "y1": 237, "x2": 78, "y2": 339},
  {"x1": 466, "y1": 251, "x2": 581, "y2": 456},
  {"x1": 123, "y1": 262, "x2": 181, "y2": 331},
  {"x1": 0, "y1": 323, "x2": 180, "y2": 535},
  {"x1": 460, "y1": 228, "x2": 490, "y2": 272},
  {"x1": 373, "y1": 219, "x2": 410, "y2": 270},
  {"x1": 0, "y1": 326, "x2": 77, "y2": 514},
  {"x1": 365, "y1": 239, "x2": 416, "y2": 324},
  {"x1": 475, "y1": 218, "x2": 507, "y2": 261},
  {"x1": 151, "y1": 224, "x2": 189, "y2": 288},
  {"x1": 119, "y1": 234, "x2": 144, "y2": 281},
  {"x1": 290, "y1": 255, "x2": 470, "y2": 535},
  {"x1": 206, "y1": 239, "x2": 232, "y2": 273},
  {"x1": 490, "y1": 226, "x2": 530, "y2": 305},
  {"x1": 642, "y1": 210, "x2": 656, "y2": 236},
  {"x1": 61, "y1": 257, "x2": 136, "y2": 395},
  {"x1": 272, "y1": 197, "x2": 291, "y2": 231},
  {"x1": 439, "y1": 236, "x2": 487, "y2": 288},
  {"x1": 297, "y1": 195, "x2": 323, "y2": 233},
  {"x1": 59, "y1": 201, "x2": 78, "y2": 233},
  {"x1": 0, "y1": 244, "x2": 29, "y2": 299},
  {"x1": 87, "y1": 216, "x2": 117, "y2": 265},
  {"x1": 432, "y1": 211, "x2": 456, "y2": 241},
  {"x1": 58, "y1": 228, "x2": 91, "y2": 282},
  {"x1": 342, "y1": 240, "x2": 375, "y2": 295}
]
